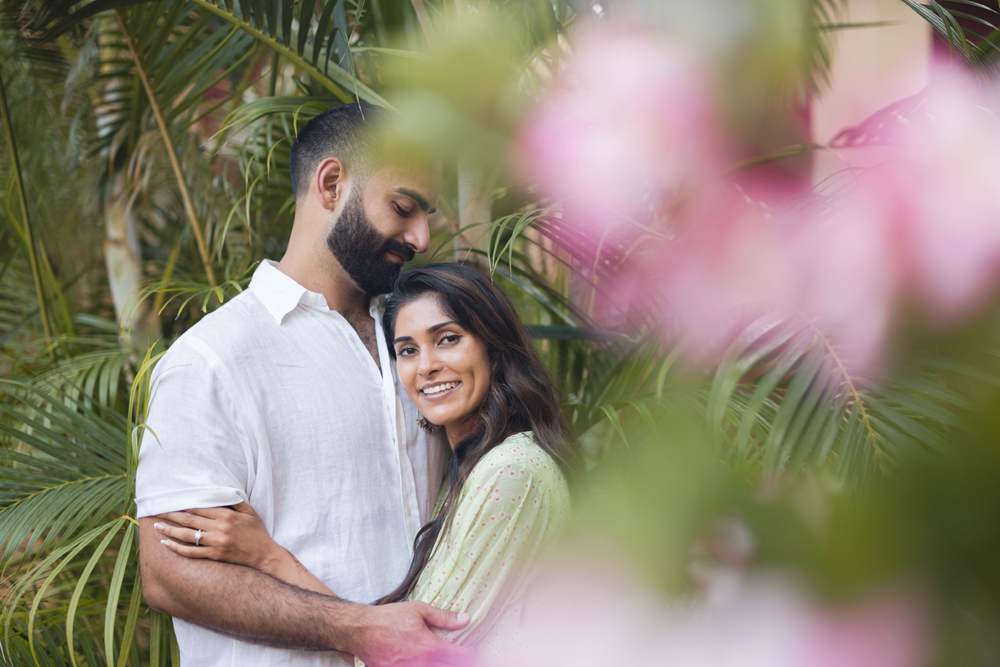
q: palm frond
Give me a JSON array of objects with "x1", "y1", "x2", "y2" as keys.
[
  {"x1": 807, "y1": 0, "x2": 850, "y2": 92},
  {"x1": 899, "y1": 0, "x2": 1000, "y2": 74},
  {"x1": 0, "y1": 380, "x2": 129, "y2": 570},
  {"x1": 705, "y1": 315, "x2": 976, "y2": 487}
]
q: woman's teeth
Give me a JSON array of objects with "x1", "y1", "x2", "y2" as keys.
[{"x1": 423, "y1": 381, "x2": 459, "y2": 395}]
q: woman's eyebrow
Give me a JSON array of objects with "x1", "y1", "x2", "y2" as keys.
[
  {"x1": 428, "y1": 320, "x2": 459, "y2": 334},
  {"x1": 393, "y1": 321, "x2": 459, "y2": 344}
]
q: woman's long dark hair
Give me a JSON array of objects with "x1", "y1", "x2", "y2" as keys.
[{"x1": 376, "y1": 262, "x2": 578, "y2": 604}]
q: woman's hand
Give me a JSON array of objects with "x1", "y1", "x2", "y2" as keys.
[
  {"x1": 154, "y1": 502, "x2": 284, "y2": 573},
  {"x1": 155, "y1": 502, "x2": 336, "y2": 597}
]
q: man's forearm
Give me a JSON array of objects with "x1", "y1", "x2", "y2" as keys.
[
  {"x1": 263, "y1": 546, "x2": 337, "y2": 597},
  {"x1": 139, "y1": 518, "x2": 359, "y2": 652}
]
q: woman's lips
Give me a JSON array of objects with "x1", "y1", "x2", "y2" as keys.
[{"x1": 420, "y1": 381, "x2": 461, "y2": 402}]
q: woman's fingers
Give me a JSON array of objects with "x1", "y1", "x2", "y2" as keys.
[
  {"x1": 152, "y1": 505, "x2": 271, "y2": 569},
  {"x1": 159, "y1": 510, "x2": 212, "y2": 529},
  {"x1": 160, "y1": 537, "x2": 216, "y2": 560},
  {"x1": 231, "y1": 501, "x2": 257, "y2": 516},
  {"x1": 185, "y1": 506, "x2": 237, "y2": 520},
  {"x1": 154, "y1": 521, "x2": 207, "y2": 546},
  {"x1": 155, "y1": 522, "x2": 230, "y2": 563}
]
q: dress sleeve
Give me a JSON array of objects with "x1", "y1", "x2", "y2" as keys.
[
  {"x1": 135, "y1": 340, "x2": 252, "y2": 517},
  {"x1": 410, "y1": 443, "x2": 571, "y2": 646}
]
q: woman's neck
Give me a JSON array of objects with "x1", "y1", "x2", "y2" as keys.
[{"x1": 444, "y1": 415, "x2": 480, "y2": 450}]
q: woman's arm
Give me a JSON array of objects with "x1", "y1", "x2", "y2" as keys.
[{"x1": 154, "y1": 502, "x2": 334, "y2": 596}]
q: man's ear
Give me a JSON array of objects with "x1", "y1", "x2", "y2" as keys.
[{"x1": 315, "y1": 157, "x2": 346, "y2": 211}]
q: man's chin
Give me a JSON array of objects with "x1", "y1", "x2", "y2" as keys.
[{"x1": 358, "y1": 266, "x2": 402, "y2": 296}]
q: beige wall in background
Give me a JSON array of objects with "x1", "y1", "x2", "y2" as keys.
[{"x1": 812, "y1": 0, "x2": 931, "y2": 182}]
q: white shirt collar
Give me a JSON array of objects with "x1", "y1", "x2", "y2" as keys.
[{"x1": 250, "y1": 259, "x2": 385, "y2": 325}]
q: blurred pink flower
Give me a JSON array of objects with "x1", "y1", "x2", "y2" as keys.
[
  {"x1": 517, "y1": 28, "x2": 727, "y2": 231},
  {"x1": 784, "y1": 64, "x2": 1000, "y2": 372},
  {"x1": 639, "y1": 65, "x2": 1000, "y2": 375},
  {"x1": 521, "y1": 30, "x2": 1000, "y2": 377},
  {"x1": 485, "y1": 557, "x2": 928, "y2": 667},
  {"x1": 648, "y1": 195, "x2": 801, "y2": 363},
  {"x1": 884, "y1": 69, "x2": 1000, "y2": 321},
  {"x1": 788, "y1": 189, "x2": 899, "y2": 375}
]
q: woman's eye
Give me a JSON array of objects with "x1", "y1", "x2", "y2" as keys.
[
  {"x1": 440, "y1": 334, "x2": 461, "y2": 345},
  {"x1": 397, "y1": 346, "x2": 417, "y2": 357},
  {"x1": 393, "y1": 203, "x2": 412, "y2": 218}
]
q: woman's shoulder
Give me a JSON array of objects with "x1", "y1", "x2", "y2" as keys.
[{"x1": 470, "y1": 431, "x2": 567, "y2": 490}]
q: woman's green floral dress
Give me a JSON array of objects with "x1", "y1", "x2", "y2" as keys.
[{"x1": 357, "y1": 431, "x2": 571, "y2": 664}]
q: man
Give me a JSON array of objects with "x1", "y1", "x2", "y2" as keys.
[{"x1": 136, "y1": 103, "x2": 468, "y2": 666}]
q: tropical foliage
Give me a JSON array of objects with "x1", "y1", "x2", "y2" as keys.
[{"x1": 3, "y1": 0, "x2": 1000, "y2": 664}]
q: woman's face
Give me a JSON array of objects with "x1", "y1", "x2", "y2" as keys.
[{"x1": 392, "y1": 294, "x2": 491, "y2": 448}]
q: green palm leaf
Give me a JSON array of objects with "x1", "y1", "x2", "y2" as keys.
[
  {"x1": 0, "y1": 380, "x2": 128, "y2": 570},
  {"x1": 899, "y1": 0, "x2": 1000, "y2": 73}
]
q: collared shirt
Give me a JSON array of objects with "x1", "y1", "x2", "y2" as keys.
[{"x1": 136, "y1": 259, "x2": 446, "y2": 667}]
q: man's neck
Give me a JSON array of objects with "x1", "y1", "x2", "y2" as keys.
[{"x1": 276, "y1": 242, "x2": 369, "y2": 318}]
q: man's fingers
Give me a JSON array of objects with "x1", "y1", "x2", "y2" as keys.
[{"x1": 419, "y1": 603, "x2": 471, "y2": 631}]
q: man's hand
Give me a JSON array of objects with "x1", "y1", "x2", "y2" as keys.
[{"x1": 347, "y1": 601, "x2": 473, "y2": 667}]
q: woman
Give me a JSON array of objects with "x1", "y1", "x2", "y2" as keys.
[{"x1": 154, "y1": 263, "x2": 578, "y2": 656}]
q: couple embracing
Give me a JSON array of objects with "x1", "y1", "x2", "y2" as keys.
[{"x1": 136, "y1": 103, "x2": 578, "y2": 667}]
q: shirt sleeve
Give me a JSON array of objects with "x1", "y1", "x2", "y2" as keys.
[
  {"x1": 135, "y1": 339, "x2": 253, "y2": 518},
  {"x1": 410, "y1": 445, "x2": 571, "y2": 646}
]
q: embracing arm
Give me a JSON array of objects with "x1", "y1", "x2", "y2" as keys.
[
  {"x1": 152, "y1": 503, "x2": 334, "y2": 596},
  {"x1": 262, "y1": 544, "x2": 336, "y2": 595},
  {"x1": 140, "y1": 517, "x2": 345, "y2": 647},
  {"x1": 140, "y1": 518, "x2": 470, "y2": 664}
]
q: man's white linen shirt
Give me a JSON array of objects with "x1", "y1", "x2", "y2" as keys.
[{"x1": 136, "y1": 259, "x2": 446, "y2": 667}]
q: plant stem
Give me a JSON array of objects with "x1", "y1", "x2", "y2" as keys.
[
  {"x1": 116, "y1": 10, "x2": 217, "y2": 287},
  {"x1": 0, "y1": 71, "x2": 54, "y2": 343},
  {"x1": 802, "y1": 316, "x2": 885, "y2": 465}
]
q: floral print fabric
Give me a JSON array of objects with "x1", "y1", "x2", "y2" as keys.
[{"x1": 356, "y1": 431, "x2": 570, "y2": 665}]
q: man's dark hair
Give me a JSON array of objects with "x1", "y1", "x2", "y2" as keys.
[{"x1": 289, "y1": 102, "x2": 386, "y2": 200}]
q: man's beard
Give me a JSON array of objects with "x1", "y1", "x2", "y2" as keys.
[{"x1": 326, "y1": 188, "x2": 415, "y2": 296}]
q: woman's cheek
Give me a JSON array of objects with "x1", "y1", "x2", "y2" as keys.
[
  {"x1": 441, "y1": 344, "x2": 469, "y2": 368},
  {"x1": 397, "y1": 359, "x2": 420, "y2": 405}
]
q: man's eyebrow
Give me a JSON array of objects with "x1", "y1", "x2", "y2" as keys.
[{"x1": 395, "y1": 187, "x2": 437, "y2": 214}]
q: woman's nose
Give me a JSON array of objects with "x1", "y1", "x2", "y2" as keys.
[{"x1": 418, "y1": 350, "x2": 442, "y2": 376}]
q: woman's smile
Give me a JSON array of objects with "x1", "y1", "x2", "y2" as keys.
[{"x1": 420, "y1": 380, "x2": 462, "y2": 399}]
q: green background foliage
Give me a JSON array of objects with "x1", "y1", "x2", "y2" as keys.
[{"x1": 3, "y1": 0, "x2": 1000, "y2": 664}]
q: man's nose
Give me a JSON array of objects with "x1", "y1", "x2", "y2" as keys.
[{"x1": 402, "y1": 214, "x2": 430, "y2": 255}]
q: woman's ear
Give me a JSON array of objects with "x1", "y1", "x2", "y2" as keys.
[{"x1": 315, "y1": 157, "x2": 346, "y2": 211}]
